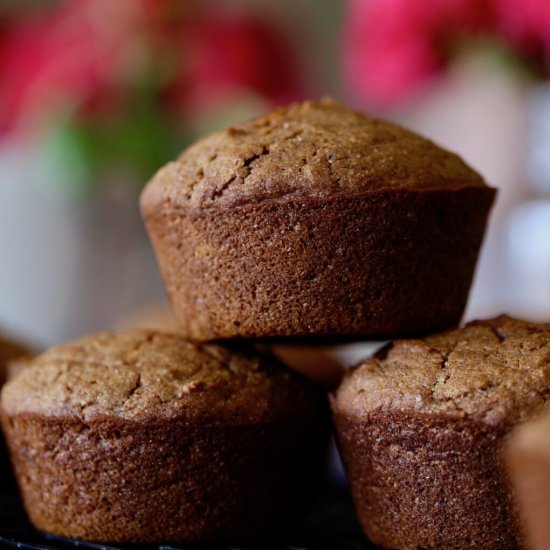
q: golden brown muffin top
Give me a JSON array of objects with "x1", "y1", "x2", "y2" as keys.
[
  {"x1": 1, "y1": 331, "x2": 319, "y2": 423},
  {"x1": 141, "y1": 98, "x2": 488, "y2": 210},
  {"x1": 334, "y1": 316, "x2": 550, "y2": 426}
]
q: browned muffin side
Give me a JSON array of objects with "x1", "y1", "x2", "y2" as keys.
[
  {"x1": 507, "y1": 410, "x2": 550, "y2": 550},
  {"x1": 1, "y1": 331, "x2": 328, "y2": 544},
  {"x1": 141, "y1": 97, "x2": 496, "y2": 341},
  {"x1": 332, "y1": 316, "x2": 550, "y2": 550}
]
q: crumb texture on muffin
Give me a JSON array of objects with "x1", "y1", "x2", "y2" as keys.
[
  {"x1": 1, "y1": 331, "x2": 327, "y2": 543},
  {"x1": 335, "y1": 315, "x2": 550, "y2": 426},
  {"x1": 332, "y1": 316, "x2": 548, "y2": 549},
  {"x1": 1, "y1": 330, "x2": 313, "y2": 423},
  {"x1": 142, "y1": 97, "x2": 487, "y2": 210}
]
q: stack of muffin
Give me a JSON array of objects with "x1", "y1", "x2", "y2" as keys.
[{"x1": 1, "y1": 98, "x2": 549, "y2": 549}]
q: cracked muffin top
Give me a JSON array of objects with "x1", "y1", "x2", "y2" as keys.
[
  {"x1": 141, "y1": 98, "x2": 488, "y2": 210},
  {"x1": 1, "y1": 331, "x2": 320, "y2": 423},
  {"x1": 334, "y1": 316, "x2": 550, "y2": 427}
]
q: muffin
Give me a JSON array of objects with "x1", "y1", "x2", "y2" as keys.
[
  {"x1": 507, "y1": 410, "x2": 550, "y2": 550},
  {"x1": 1, "y1": 330, "x2": 328, "y2": 544},
  {"x1": 141, "y1": 98, "x2": 495, "y2": 341},
  {"x1": 332, "y1": 315, "x2": 550, "y2": 550}
]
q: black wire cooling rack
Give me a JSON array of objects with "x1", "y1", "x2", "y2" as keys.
[{"x1": 0, "y1": 490, "x2": 375, "y2": 550}]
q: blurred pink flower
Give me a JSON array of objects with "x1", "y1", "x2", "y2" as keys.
[
  {"x1": 0, "y1": 1, "x2": 303, "y2": 134},
  {"x1": 495, "y1": 0, "x2": 550, "y2": 69},
  {"x1": 342, "y1": 0, "x2": 488, "y2": 107},
  {"x1": 166, "y1": 12, "x2": 303, "y2": 112},
  {"x1": 0, "y1": 0, "x2": 155, "y2": 133}
]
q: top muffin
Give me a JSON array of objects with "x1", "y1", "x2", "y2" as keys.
[
  {"x1": 140, "y1": 99, "x2": 494, "y2": 341},
  {"x1": 142, "y1": 97, "x2": 486, "y2": 209}
]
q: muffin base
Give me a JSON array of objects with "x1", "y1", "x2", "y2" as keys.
[
  {"x1": 2, "y1": 413, "x2": 326, "y2": 544},
  {"x1": 144, "y1": 187, "x2": 495, "y2": 341},
  {"x1": 334, "y1": 410, "x2": 523, "y2": 550}
]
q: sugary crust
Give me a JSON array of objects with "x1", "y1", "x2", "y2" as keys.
[
  {"x1": 1, "y1": 330, "x2": 316, "y2": 422},
  {"x1": 141, "y1": 98, "x2": 487, "y2": 210},
  {"x1": 144, "y1": 187, "x2": 494, "y2": 340},
  {"x1": 334, "y1": 411, "x2": 523, "y2": 549},
  {"x1": 335, "y1": 316, "x2": 550, "y2": 426}
]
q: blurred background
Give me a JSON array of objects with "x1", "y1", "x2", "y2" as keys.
[{"x1": 0, "y1": 0, "x2": 549, "y2": 348}]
